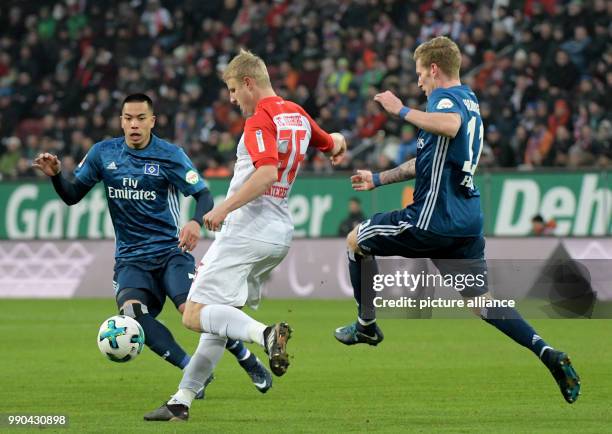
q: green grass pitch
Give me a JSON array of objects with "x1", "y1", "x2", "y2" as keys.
[{"x1": 2, "y1": 299, "x2": 611, "y2": 433}]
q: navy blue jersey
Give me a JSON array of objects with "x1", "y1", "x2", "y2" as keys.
[
  {"x1": 75, "y1": 135, "x2": 206, "y2": 259},
  {"x1": 406, "y1": 85, "x2": 484, "y2": 236}
]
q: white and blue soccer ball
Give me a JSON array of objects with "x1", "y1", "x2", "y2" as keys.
[{"x1": 97, "y1": 315, "x2": 145, "y2": 363}]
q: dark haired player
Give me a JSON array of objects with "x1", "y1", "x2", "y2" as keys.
[{"x1": 33, "y1": 93, "x2": 272, "y2": 396}]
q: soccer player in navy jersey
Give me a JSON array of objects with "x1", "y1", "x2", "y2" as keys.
[
  {"x1": 334, "y1": 37, "x2": 580, "y2": 404},
  {"x1": 33, "y1": 93, "x2": 272, "y2": 396}
]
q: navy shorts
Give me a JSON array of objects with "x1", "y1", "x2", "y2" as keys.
[
  {"x1": 114, "y1": 249, "x2": 195, "y2": 317},
  {"x1": 356, "y1": 209, "x2": 488, "y2": 297}
]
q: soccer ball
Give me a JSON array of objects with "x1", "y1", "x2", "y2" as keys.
[{"x1": 97, "y1": 315, "x2": 145, "y2": 363}]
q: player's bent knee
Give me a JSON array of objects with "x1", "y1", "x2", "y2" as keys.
[
  {"x1": 181, "y1": 314, "x2": 195, "y2": 331},
  {"x1": 181, "y1": 310, "x2": 197, "y2": 331},
  {"x1": 347, "y1": 228, "x2": 363, "y2": 255},
  {"x1": 120, "y1": 301, "x2": 149, "y2": 318},
  {"x1": 181, "y1": 301, "x2": 204, "y2": 332}
]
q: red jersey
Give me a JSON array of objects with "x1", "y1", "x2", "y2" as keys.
[{"x1": 218, "y1": 96, "x2": 334, "y2": 246}]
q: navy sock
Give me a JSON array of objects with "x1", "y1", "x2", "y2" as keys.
[
  {"x1": 226, "y1": 338, "x2": 256, "y2": 367},
  {"x1": 348, "y1": 251, "x2": 379, "y2": 331},
  {"x1": 128, "y1": 308, "x2": 190, "y2": 369},
  {"x1": 482, "y1": 306, "x2": 552, "y2": 360}
]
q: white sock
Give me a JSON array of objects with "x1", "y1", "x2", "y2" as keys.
[
  {"x1": 200, "y1": 304, "x2": 266, "y2": 347},
  {"x1": 168, "y1": 333, "x2": 226, "y2": 408},
  {"x1": 168, "y1": 389, "x2": 196, "y2": 408}
]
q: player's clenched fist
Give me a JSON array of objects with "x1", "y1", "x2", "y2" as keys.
[
  {"x1": 32, "y1": 153, "x2": 61, "y2": 176},
  {"x1": 329, "y1": 132, "x2": 347, "y2": 166},
  {"x1": 351, "y1": 170, "x2": 375, "y2": 191}
]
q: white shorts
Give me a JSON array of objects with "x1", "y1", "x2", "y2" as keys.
[{"x1": 188, "y1": 235, "x2": 289, "y2": 308}]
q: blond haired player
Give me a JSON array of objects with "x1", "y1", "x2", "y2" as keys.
[
  {"x1": 334, "y1": 36, "x2": 580, "y2": 405},
  {"x1": 145, "y1": 50, "x2": 346, "y2": 421}
]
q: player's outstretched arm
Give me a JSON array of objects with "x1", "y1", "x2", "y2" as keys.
[
  {"x1": 203, "y1": 165, "x2": 277, "y2": 231},
  {"x1": 351, "y1": 158, "x2": 416, "y2": 191},
  {"x1": 374, "y1": 90, "x2": 461, "y2": 138},
  {"x1": 32, "y1": 152, "x2": 92, "y2": 205},
  {"x1": 379, "y1": 158, "x2": 416, "y2": 185}
]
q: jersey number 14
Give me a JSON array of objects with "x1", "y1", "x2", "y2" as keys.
[{"x1": 460, "y1": 116, "x2": 483, "y2": 189}]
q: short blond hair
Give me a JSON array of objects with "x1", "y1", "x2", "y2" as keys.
[
  {"x1": 414, "y1": 36, "x2": 461, "y2": 78},
  {"x1": 222, "y1": 49, "x2": 271, "y2": 88}
]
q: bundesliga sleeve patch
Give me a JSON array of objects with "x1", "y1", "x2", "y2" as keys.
[
  {"x1": 185, "y1": 170, "x2": 199, "y2": 184},
  {"x1": 436, "y1": 98, "x2": 454, "y2": 110}
]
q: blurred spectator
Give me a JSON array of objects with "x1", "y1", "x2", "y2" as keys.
[
  {"x1": 560, "y1": 25, "x2": 590, "y2": 72},
  {"x1": 0, "y1": 0, "x2": 608, "y2": 177},
  {"x1": 524, "y1": 123, "x2": 554, "y2": 167},
  {"x1": 396, "y1": 125, "x2": 418, "y2": 165},
  {"x1": 569, "y1": 125, "x2": 597, "y2": 167},
  {"x1": 16, "y1": 156, "x2": 37, "y2": 178},
  {"x1": 0, "y1": 136, "x2": 22, "y2": 179},
  {"x1": 546, "y1": 50, "x2": 579, "y2": 90},
  {"x1": 547, "y1": 99, "x2": 571, "y2": 136},
  {"x1": 550, "y1": 125, "x2": 573, "y2": 166},
  {"x1": 486, "y1": 125, "x2": 516, "y2": 168},
  {"x1": 327, "y1": 58, "x2": 353, "y2": 95},
  {"x1": 337, "y1": 197, "x2": 365, "y2": 237},
  {"x1": 531, "y1": 214, "x2": 557, "y2": 236},
  {"x1": 593, "y1": 120, "x2": 611, "y2": 167},
  {"x1": 141, "y1": 0, "x2": 173, "y2": 38},
  {"x1": 357, "y1": 101, "x2": 387, "y2": 139},
  {"x1": 203, "y1": 157, "x2": 231, "y2": 178},
  {"x1": 532, "y1": 22, "x2": 554, "y2": 63}
]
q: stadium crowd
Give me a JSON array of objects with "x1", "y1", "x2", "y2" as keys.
[{"x1": 0, "y1": 0, "x2": 609, "y2": 180}]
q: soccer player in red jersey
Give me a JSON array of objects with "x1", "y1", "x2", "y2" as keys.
[{"x1": 145, "y1": 49, "x2": 346, "y2": 421}]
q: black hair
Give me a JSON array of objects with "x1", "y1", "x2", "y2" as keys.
[
  {"x1": 532, "y1": 214, "x2": 544, "y2": 223},
  {"x1": 121, "y1": 93, "x2": 154, "y2": 112}
]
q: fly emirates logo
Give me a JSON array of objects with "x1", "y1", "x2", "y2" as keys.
[{"x1": 107, "y1": 178, "x2": 157, "y2": 201}]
